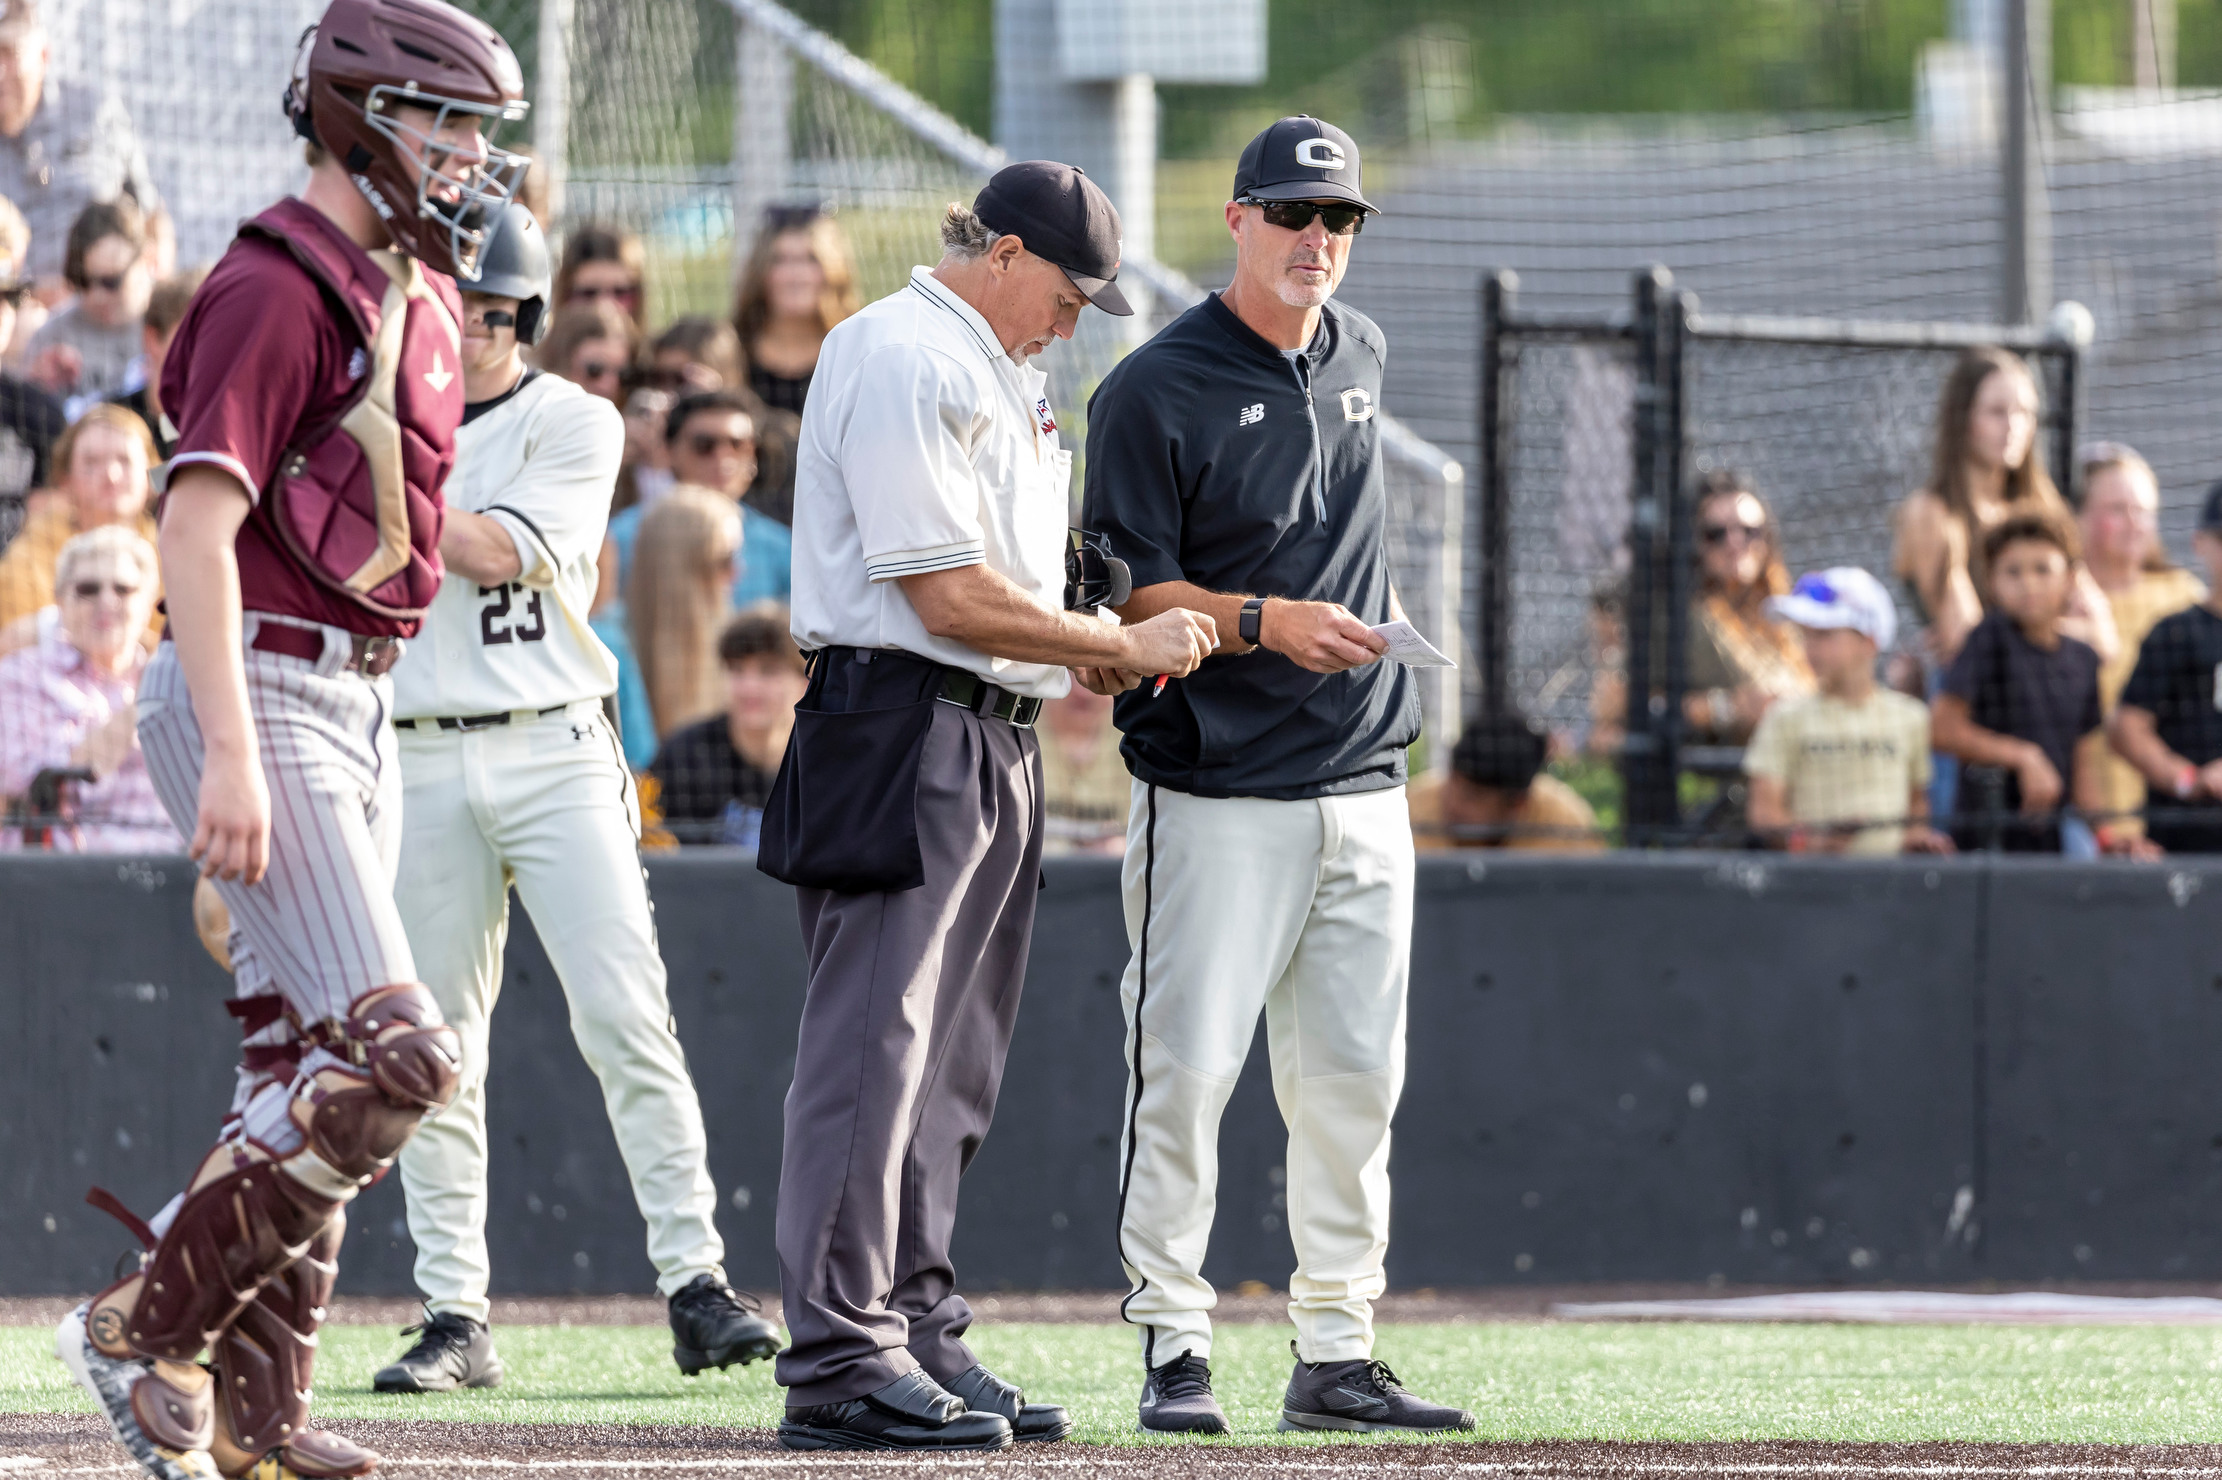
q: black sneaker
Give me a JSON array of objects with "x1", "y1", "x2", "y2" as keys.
[
  {"x1": 1279, "y1": 1345, "x2": 1476, "y2": 1433},
  {"x1": 372, "y1": 1308, "x2": 504, "y2": 1393},
  {"x1": 942, "y1": 1363, "x2": 1072, "y2": 1442},
  {"x1": 1137, "y1": 1350, "x2": 1229, "y2": 1434},
  {"x1": 779, "y1": 1369, "x2": 1013, "y2": 1451},
  {"x1": 668, "y1": 1273, "x2": 782, "y2": 1375}
]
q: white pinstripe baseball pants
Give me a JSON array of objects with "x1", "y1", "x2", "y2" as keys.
[{"x1": 137, "y1": 613, "x2": 418, "y2": 1159}]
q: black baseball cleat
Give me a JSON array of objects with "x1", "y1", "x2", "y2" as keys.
[
  {"x1": 372, "y1": 1308, "x2": 505, "y2": 1393},
  {"x1": 778, "y1": 1369, "x2": 1013, "y2": 1451},
  {"x1": 941, "y1": 1363, "x2": 1072, "y2": 1442},
  {"x1": 669, "y1": 1273, "x2": 782, "y2": 1375},
  {"x1": 1278, "y1": 1345, "x2": 1477, "y2": 1433},
  {"x1": 1137, "y1": 1350, "x2": 1229, "y2": 1434}
]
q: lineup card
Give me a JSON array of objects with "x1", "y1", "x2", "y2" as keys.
[{"x1": 1371, "y1": 620, "x2": 1456, "y2": 668}]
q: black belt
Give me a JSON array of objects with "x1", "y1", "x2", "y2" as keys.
[
  {"x1": 937, "y1": 668, "x2": 1042, "y2": 728},
  {"x1": 812, "y1": 646, "x2": 1040, "y2": 728},
  {"x1": 394, "y1": 704, "x2": 570, "y2": 732}
]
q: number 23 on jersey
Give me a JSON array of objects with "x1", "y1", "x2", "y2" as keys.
[{"x1": 479, "y1": 582, "x2": 547, "y2": 645}]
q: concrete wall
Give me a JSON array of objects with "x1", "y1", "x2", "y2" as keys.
[{"x1": 7, "y1": 852, "x2": 2222, "y2": 1296}]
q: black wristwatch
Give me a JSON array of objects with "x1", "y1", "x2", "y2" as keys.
[{"x1": 1239, "y1": 596, "x2": 1267, "y2": 647}]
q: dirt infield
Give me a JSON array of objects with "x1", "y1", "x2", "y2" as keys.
[{"x1": 9, "y1": 1416, "x2": 2222, "y2": 1479}]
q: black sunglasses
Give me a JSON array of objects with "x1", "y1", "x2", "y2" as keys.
[
  {"x1": 1700, "y1": 522, "x2": 1767, "y2": 546},
  {"x1": 688, "y1": 432, "x2": 752, "y2": 457},
  {"x1": 1239, "y1": 198, "x2": 1366, "y2": 236},
  {"x1": 83, "y1": 272, "x2": 128, "y2": 294},
  {"x1": 70, "y1": 580, "x2": 140, "y2": 599}
]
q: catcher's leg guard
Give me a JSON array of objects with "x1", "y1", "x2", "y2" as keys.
[
  {"x1": 209, "y1": 1213, "x2": 379, "y2": 1479},
  {"x1": 294, "y1": 984, "x2": 462, "y2": 1183},
  {"x1": 118, "y1": 1145, "x2": 343, "y2": 1364}
]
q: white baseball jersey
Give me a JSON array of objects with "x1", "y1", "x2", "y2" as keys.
[{"x1": 391, "y1": 371, "x2": 624, "y2": 719}]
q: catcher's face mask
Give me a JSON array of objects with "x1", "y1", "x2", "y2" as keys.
[{"x1": 1064, "y1": 529, "x2": 1132, "y2": 614}]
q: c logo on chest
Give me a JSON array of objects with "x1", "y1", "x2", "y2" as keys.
[{"x1": 1339, "y1": 387, "x2": 1375, "y2": 422}]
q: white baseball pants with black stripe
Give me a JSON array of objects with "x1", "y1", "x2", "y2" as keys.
[
  {"x1": 391, "y1": 706, "x2": 725, "y2": 1322},
  {"x1": 1113, "y1": 779, "x2": 1413, "y2": 1367},
  {"x1": 137, "y1": 613, "x2": 417, "y2": 1162}
]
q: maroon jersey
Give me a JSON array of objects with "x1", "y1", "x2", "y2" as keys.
[{"x1": 162, "y1": 197, "x2": 464, "y2": 637}]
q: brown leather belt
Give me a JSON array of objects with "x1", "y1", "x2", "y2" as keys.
[{"x1": 162, "y1": 619, "x2": 402, "y2": 677}]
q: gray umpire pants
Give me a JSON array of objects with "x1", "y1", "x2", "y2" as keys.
[{"x1": 773, "y1": 698, "x2": 1045, "y2": 1406}]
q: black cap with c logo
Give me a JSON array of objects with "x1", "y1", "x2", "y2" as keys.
[{"x1": 1231, "y1": 115, "x2": 1377, "y2": 214}]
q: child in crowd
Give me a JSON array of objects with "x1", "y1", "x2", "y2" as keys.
[
  {"x1": 1743, "y1": 567, "x2": 1950, "y2": 854},
  {"x1": 2108, "y1": 481, "x2": 2222, "y2": 853},
  {"x1": 1931, "y1": 512, "x2": 2132, "y2": 853},
  {"x1": 1407, "y1": 709, "x2": 1604, "y2": 852}
]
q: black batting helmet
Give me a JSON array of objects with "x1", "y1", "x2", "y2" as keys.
[{"x1": 469, "y1": 202, "x2": 551, "y2": 344}]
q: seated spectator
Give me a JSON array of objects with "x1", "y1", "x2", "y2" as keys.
[
  {"x1": 612, "y1": 383, "x2": 675, "y2": 515},
  {"x1": 535, "y1": 299, "x2": 637, "y2": 407},
  {"x1": 1743, "y1": 568, "x2": 1950, "y2": 855},
  {"x1": 1683, "y1": 471, "x2": 1814, "y2": 742},
  {"x1": 647, "y1": 606, "x2": 804, "y2": 846},
  {"x1": 0, "y1": 0, "x2": 166, "y2": 293},
  {"x1": 0, "y1": 190, "x2": 44, "y2": 363},
  {"x1": 1038, "y1": 679, "x2": 1129, "y2": 856},
  {"x1": 629, "y1": 483, "x2": 741, "y2": 746},
  {"x1": 2108, "y1": 481, "x2": 2222, "y2": 853},
  {"x1": 2075, "y1": 443, "x2": 2204, "y2": 843},
  {"x1": 0, "y1": 401, "x2": 155, "y2": 630},
  {"x1": 0, "y1": 523, "x2": 178, "y2": 852},
  {"x1": 646, "y1": 316, "x2": 798, "y2": 525},
  {"x1": 1931, "y1": 512, "x2": 2128, "y2": 854},
  {"x1": 732, "y1": 203, "x2": 860, "y2": 416},
  {"x1": 553, "y1": 221, "x2": 646, "y2": 330},
  {"x1": 30, "y1": 196, "x2": 150, "y2": 410},
  {"x1": 0, "y1": 201, "x2": 61, "y2": 510},
  {"x1": 1408, "y1": 711, "x2": 1604, "y2": 851},
  {"x1": 662, "y1": 388, "x2": 791, "y2": 609},
  {"x1": 106, "y1": 264, "x2": 204, "y2": 459}
]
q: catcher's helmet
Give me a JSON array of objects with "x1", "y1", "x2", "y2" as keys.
[
  {"x1": 284, "y1": 0, "x2": 529, "y2": 282},
  {"x1": 470, "y1": 202, "x2": 551, "y2": 344}
]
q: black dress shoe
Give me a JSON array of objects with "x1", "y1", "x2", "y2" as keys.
[
  {"x1": 941, "y1": 1363, "x2": 1072, "y2": 1443},
  {"x1": 779, "y1": 1369, "x2": 1014, "y2": 1451},
  {"x1": 668, "y1": 1273, "x2": 782, "y2": 1375}
]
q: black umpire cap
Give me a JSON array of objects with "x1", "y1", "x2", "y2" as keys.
[
  {"x1": 973, "y1": 161, "x2": 1133, "y2": 317},
  {"x1": 1233, "y1": 115, "x2": 1378, "y2": 214}
]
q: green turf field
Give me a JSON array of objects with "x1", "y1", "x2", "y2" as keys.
[{"x1": 9, "y1": 1322, "x2": 2222, "y2": 1446}]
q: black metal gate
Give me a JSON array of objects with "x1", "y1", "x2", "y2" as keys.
[{"x1": 1475, "y1": 266, "x2": 2086, "y2": 844}]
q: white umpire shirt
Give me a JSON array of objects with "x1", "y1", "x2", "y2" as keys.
[
  {"x1": 391, "y1": 370, "x2": 625, "y2": 719},
  {"x1": 790, "y1": 265, "x2": 1073, "y2": 702}
]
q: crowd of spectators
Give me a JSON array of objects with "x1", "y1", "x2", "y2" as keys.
[{"x1": 0, "y1": 8, "x2": 2212, "y2": 862}]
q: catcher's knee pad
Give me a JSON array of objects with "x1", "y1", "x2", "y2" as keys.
[
  {"x1": 212, "y1": 1211, "x2": 341, "y2": 1461},
  {"x1": 124, "y1": 1148, "x2": 342, "y2": 1363},
  {"x1": 297, "y1": 985, "x2": 461, "y2": 1183}
]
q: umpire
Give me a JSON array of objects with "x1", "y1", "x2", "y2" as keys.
[
  {"x1": 1082, "y1": 117, "x2": 1475, "y2": 1437},
  {"x1": 761, "y1": 161, "x2": 1216, "y2": 1453}
]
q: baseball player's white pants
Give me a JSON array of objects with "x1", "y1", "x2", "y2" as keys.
[
  {"x1": 392, "y1": 703, "x2": 725, "y2": 1322},
  {"x1": 1113, "y1": 779, "x2": 1412, "y2": 1367}
]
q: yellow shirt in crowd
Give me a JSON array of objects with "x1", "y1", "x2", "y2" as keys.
[
  {"x1": 2080, "y1": 567, "x2": 2206, "y2": 836},
  {"x1": 1742, "y1": 688, "x2": 1932, "y2": 855},
  {"x1": 1037, "y1": 722, "x2": 1132, "y2": 854},
  {"x1": 1407, "y1": 771, "x2": 1605, "y2": 852}
]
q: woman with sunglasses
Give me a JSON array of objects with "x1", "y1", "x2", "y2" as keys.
[
  {"x1": 0, "y1": 401, "x2": 157, "y2": 633},
  {"x1": 1682, "y1": 470, "x2": 1814, "y2": 743},
  {"x1": 0, "y1": 523, "x2": 178, "y2": 851},
  {"x1": 552, "y1": 221, "x2": 646, "y2": 329},
  {"x1": 732, "y1": 205, "x2": 861, "y2": 417},
  {"x1": 536, "y1": 298, "x2": 637, "y2": 407},
  {"x1": 27, "y1": 197, "x2": 152, "y2": 412}
]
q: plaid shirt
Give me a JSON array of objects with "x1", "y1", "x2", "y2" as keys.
[{"x1": 0, "y1": 612, "x2": 180, "y2": 853}]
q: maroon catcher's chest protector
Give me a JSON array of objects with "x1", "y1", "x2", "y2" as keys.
[{"x1": 166, "y1": 198, "x2": 464, "y2": 636}]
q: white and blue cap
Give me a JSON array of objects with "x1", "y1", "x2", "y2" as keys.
[{"x1": 1766, "y1": 567, "x2": 1898, "y2": 651}]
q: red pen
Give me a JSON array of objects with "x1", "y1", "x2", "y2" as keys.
[{"x1": 1152, "y1": 675, "x2": 1169, "y2": 697}]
